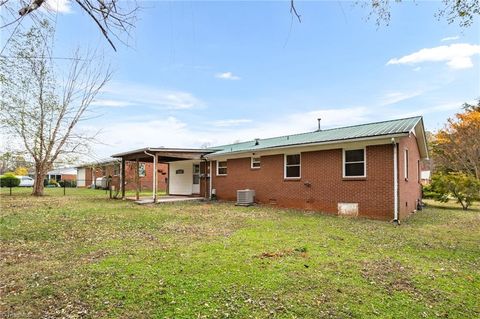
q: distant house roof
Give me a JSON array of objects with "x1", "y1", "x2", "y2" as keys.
[
  {"x1": 47, "y1": 167, "x2": 77, "y2": 176},
  {"x1": 209, "y1": 116, "x2": 428, "y2": 158},
  {"x1": 76, "y1": 158, "x2": 120, "y2": 168}
]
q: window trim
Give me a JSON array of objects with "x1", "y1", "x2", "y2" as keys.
[
  {"x1": 342, "y1": 148, "x2": 367, "y2": 178},
  {"x1": 404, "y1": 149, "x2": 409, "y2": 181},
  {"x1": 284, "y1": 153, "x2": 301, "y2": 179},
  {"x1": 216, "y1": 160, "x2": 227, "y2": 176},
  {"x1": 138, "y1": 163, "x2": 146, "y2": 177},
  {"x1": 113, "y1": 163, "x2": 120, "y2": 176},
  {"x1": 251, "y1": 157, "x2": 261, "y2": 169}
]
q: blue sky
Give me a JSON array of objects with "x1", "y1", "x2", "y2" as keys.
[{"x1": 8, "y1": 1, "x2": 480, "y2": 159}]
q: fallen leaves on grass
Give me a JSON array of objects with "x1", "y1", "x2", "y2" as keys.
[{"x1": 361, "y1": 258, "x2": 418, "y2": 295}]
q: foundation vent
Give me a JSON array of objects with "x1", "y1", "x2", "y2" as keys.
[{"x1": 338, "y1": 203, "x2": 359, "y2": 217}]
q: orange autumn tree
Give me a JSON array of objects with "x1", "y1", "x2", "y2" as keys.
[{"x1": 432, "y1": 101, "x2": 480, "y2": 179}]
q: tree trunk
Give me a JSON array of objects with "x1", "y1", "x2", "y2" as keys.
[{"x1": 33, "y1": 167, "x2": 46, "y2": 196}]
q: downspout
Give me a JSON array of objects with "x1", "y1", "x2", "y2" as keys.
[
  {"x1": 203, "y1": 157, "x2": 208, "y2": 199},
  {"x1": 392, "y1": 138, "x2": 399, "y2": 225},
  {"x1": 144, "y1": 150, "x2": 157, "y2": 202},
  {"x1": 209, "y1": 160, "x2": 213, "y2": 200}
]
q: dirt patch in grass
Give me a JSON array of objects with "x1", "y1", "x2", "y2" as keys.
[
  {"x1": 0, "y1": 244, "x2": 44, "y2": 266},
  {"x1": 361, "y1": 258, "x2": 419, "y2": 295},
  {"x1": 256, "y1": 247, "x2": 309, "y2": 259}
]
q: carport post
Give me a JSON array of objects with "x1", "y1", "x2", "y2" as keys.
[
  {"x1": 135, "y1": 158, "x2": 139, "y2": 200},
  {"x1": 153, "y1": 154, "x2": 157, "y2": 202},
  {"x1": 121, "y1": 157, "x2": 126, "y2": 199}
]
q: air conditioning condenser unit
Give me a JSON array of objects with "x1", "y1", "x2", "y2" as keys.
[{"x1": 236, "y1": 189, "x2": 255, "y2": 206}]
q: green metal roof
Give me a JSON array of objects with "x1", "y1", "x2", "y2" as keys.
[{"x1": 211, "y1": 116, "x2": 423, "y2": 155}]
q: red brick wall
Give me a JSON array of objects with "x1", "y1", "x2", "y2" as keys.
[
  {"x1": 61, "y1": 174, "x2": 76, "y2": 181},
  {"x1": 81, "y1": 162, "x2": 167, "y2": 191},
  {"x1": 211, "y1": 144, "x2": 396, "y2": 220},
  {"x1": 398, "y1": 134, "x2": 422, "y2": 219}
]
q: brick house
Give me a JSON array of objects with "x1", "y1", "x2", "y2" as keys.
[
  {"x1": 76, "y1": 158, "x2": 167, "y2": 192},
  {"x1": 46, "y1": 167, "x2": 77, "y2": 182},
  {"x1": 112, "y1": 116, "x2": 428, "y2": 222}
]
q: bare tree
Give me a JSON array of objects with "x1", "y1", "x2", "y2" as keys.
[
  {"x1": 0, "y1": 21, "x2": 111, "y2": 195},
  {"x1": 1, "y1": 0, "x2": 138, "y2": 51}
]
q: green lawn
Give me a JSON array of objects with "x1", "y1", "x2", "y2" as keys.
[
  {"x1": 1, "y1": 187, "x2": 165, "y2": 198},
  {"x1": 1, "y1": 188, "x2": 479, "y2": 318}
]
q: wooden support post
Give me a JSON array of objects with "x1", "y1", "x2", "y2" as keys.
[
  {"x1": 135, "y1": 158, "x2": 139, "y2": 200},
  {"x1": 153, "y1": 154, "x2": 157, "y2": 203},
  {"x1": 121, "y1": 157, "x2": 126, "y2": 199},
  {"x1": 166, "y1": 163, "x2": 170, "y2": 196}
]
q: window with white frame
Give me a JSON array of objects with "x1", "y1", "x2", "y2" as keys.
[
  {"x1": 217, "y1": 161, "x2": 227, "y2": 175},
  {"x1": 138, "y1": 163, "x2": 146, "y2": 177},
  {"x1": 113, "y1": 163, "x2": 120, "y2": 176},
  {"x1": 343, "y1": 149, "x2": 366, "y2": 177},
  {"x1": 285, "y1": 154, "x2": 301, "y2": 178},
  {"x1": 251, "y1": 157, "x2": 261, "y2": 169},
  {"x1": 404, "y1": 149, "x2": 409, "y2": 180}
]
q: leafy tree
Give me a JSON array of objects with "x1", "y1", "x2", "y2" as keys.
[
  {"x1": 361, "y1": 0, "x2": 479, "y2": 27},
  {"x1": 14, "y1": 167, "x2": 29, "y2": 176},
  {"x1": 0, "y1": 172, "x2": 21, "y2": 188},
  {"x1": 0, "y1": 21, "x2": 110, "y2": 196},
  {"x1": 431, "y1": 101, "x2": 480, "y2": 179},
  {"x1": 0, "y1": 152, "x2": 31, "y2": 175},
  {"x1": 425, "y1": 172, "x2": 480, "y2": 210}
]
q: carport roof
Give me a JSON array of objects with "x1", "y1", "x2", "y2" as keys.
[{"x1": 111, "y1": 147, "x2": 216, "y2": 162}]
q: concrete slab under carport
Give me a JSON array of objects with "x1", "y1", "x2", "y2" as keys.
[{"x1": 132, "y1": 195, "x2": 203, "y2": 205}]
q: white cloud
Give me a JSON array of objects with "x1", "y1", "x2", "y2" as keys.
[
  {"x1": 380, "y1": 91, "x2": 423, "y2": 106},
  {"x1": 441, "y1": 36, "x2": 459, "y2": 42},
  {"x1": 99, "y1": 82, "x2": 205, "y2": 110},
  {"x1": 446, "y1": 56, "x2": 474, "y2": 69},
  {"x1": 43, "y1": 0, "x2": 72, "y2": 13},
  {"x1": 91, "y1": 99, "x2": 132, "y2": 108},
  {"x1": 210, "y1": 119, "x2": 252, "y2": 127},
  {"x1": 387, "y1": 43, "x2": 480, "y2": 70},
  {"x1": 215, "y1": 72, "x2": 241, "y2": 80},
  {"x1": 400, "y1": 101, "x2": 467, "y2": 118},
  {"x1": 413, "y1": 67, "x2": 422, "y2": 72}
]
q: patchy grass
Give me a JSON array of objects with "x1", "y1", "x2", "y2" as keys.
[{"x1": 1, "y1": 189, "x2": 479, "y2": 318}]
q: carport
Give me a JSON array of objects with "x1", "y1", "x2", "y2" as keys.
[{"x1": 112, "y1": 147, "x2": 215, "y2": 202}]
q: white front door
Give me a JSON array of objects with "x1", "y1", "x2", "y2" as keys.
[{"x1": 192, "y1": 164, "x2": 200, "y2": 194}]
